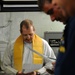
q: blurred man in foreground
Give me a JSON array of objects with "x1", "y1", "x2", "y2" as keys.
[{"x1": 38, "y1": 0, "x2": 75, "y2": 75}]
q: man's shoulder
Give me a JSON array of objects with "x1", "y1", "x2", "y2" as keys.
[
  {"x1": 66, "y1": 16, "x2": 75, "y2": 29},
  {"x1": 8, "y1": 39, "x2": 16, "y2": 49},
  {"x1": 68, "y1": 16, "x2": 75, "y2": 24},
  {"x1": 10, "y1": 39, "x2": 15, "y2": 45},
  {"x1": 41, "y1": 38, "x2": 48, "y2": 44}
]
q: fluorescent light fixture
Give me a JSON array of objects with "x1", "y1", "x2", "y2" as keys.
[
  {"x1": 3, "y1": 0, "x2": 37, "y2": 1},
  {"x1": 3, "y1": 5, "x2": 38, "y2": 7}
]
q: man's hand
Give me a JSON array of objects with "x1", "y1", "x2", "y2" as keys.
[
  {"x1": 16, "y1": 71, "x2": 37, "y2": 75},
  {"x1": 24, "y1": 71, "x2": 36, "y2": 75},
  {"x1": 46, "y1": 62, "x2": 56, "y2": 74},
  {"x1": 46, "y1": 69, "x2": 54, "y2": 74},
  {"x1": 52, "y1": 61, "x2": 56, "y2": 71}
]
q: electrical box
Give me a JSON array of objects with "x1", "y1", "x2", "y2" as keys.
[{"x1": 44, "y1": 32, "x2": 63, "y2": 56}]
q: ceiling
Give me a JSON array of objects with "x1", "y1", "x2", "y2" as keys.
[{"x1": 0, "y1": 0, "x2": 40, "y2": 12}]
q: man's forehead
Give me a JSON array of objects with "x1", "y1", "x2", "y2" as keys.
[{"x1": 43, "y1": 2, "x2": 53, "y2": 11}]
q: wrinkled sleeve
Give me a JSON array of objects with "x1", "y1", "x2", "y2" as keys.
[
  {"x1": 37, "y1": 39, "x2": 56, "y2": 74},
  {"x1": 1, "y1": 43, "x2": 18, "y2": 75}
]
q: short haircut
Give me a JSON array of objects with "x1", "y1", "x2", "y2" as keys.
[
  {"x1": 20, "y1": 19, "x2": 35, "y2": 33},
  {"x1": 38, "y1": 0, "x2": 52, "y2": 11}
]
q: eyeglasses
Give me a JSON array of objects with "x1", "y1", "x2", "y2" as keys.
[{"x1": 46, "y1": 8, "x2": 54, "y2": 15}]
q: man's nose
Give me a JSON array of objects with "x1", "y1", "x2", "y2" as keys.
[
  {"x1": 50, "y1": 15, "x2": 55, "y2": 21},
  {"x1": 27, "y1": 35, "x2": 30, "y2": 39}
]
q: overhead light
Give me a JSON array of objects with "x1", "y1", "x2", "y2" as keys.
[
  {"x1": 3, "y1": 5, "x2": 38, "y2": 7},
  {"x1": 0, "y1": 0, "x2": 40, "y2": 12},
  {"x1": 3, "y1": 0, "x2": 37, "y2": 1}
]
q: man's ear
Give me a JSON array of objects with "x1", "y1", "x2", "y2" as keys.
[{"x1": 34, "y1": 30, "x2": 35, "y2": 32}]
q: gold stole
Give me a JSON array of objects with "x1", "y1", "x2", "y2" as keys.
[{"x1": 14, "y1": 34, "x2": 43, "y2": 71}]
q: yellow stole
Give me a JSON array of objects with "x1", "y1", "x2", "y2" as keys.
[{"x1": 13, "y1": 34, "x2": 43, "y2": 71}]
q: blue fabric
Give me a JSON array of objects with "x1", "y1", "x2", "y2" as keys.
[{"x1": 55, "y1": 16, "x2": 75, "y2": 75}]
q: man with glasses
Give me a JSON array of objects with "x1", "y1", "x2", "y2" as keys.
[
  {"x1": 38, "y1": 0, "x2": 75, "y2": 75},
  {"x1": 38, "y1": 0, "x2": 68, "y2": 24},
  {"x1": 1, "y1": 19, "x2": 56, "y2": 75}
]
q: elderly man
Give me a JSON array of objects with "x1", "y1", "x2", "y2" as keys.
[
  {"x1": 38, "y1": 0, "x2": 75, "y2": 75},
  {"x1": 1, "y1": 19, "x2": 56, "y2": 75}
]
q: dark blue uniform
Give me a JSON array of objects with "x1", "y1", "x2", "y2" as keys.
[{"x1": 55, "y1": 16, "x2": 75, "y2": 75}]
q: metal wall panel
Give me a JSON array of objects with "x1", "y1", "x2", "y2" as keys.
[{"x1": 44, "y1": 32, "x2": 63, "y2": 56}]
